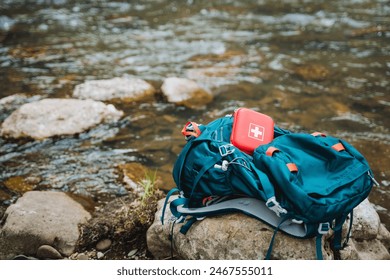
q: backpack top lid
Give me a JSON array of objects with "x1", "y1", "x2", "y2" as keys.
[{"x1": 231, "y1": 108, "x2": 275, "y2": 155}]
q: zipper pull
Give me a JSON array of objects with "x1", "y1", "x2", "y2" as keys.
[{"x1": 368, "y1": 171, "x2": 380, "y2": 187}]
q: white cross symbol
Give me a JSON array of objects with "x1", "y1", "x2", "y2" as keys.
[
  {"x1": 250, "y1": 126, "x2": 263, "y2": 138},
  {"x1": 248, "y1": 123, "x2": 265, "y2": 141}
]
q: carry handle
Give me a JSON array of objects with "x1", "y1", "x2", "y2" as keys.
[{"x1": 181, "y1": 122, "x2": 201, "y2": 139}]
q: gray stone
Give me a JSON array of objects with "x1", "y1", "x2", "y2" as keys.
[
  {"x1": 96, "y1": 239, "x2": 112, "y2": 251},
  {"x1": 147, "y1": 197, "x2": 332, "y2": 260},
  {"x1": 0, "y1": 191, "x2": 91, "y2": 259},
  {"x1": 73, "y1": 77, "x2": 155, "y2": 102},
  {"x1": 97, "y1": 251, "x2": 105, "y2": 259},
  {"x1": 353, "y1": 239, "x2": 390, "y2": 260},
  {"x1": 0, "y1": 98, "x2": 123, "y2": 139},
  {"x1": 76, "y1": 253, "x2": 89, "y2": 260},
  {"x1": 351, "y1": 198, "x2": 380, "y2": 240},
  {"x1": 147, "y1": 196, "x2": 390, "y2": 260},
  {"x1": 36, "y1": 245, "x2": 63, "y2": 259},
  {"x1": 161, "y1": 77, "x2": 213, "y2": 109}
]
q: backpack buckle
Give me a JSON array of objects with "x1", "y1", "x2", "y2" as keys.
[
  {"x1": 266, "y1": 196, "x2": 287, "y2": 217},
  {"x1": 318, "y1": 222, "x2": 330, "y2": 234},
  {"x1": 219, "y1": 144, "x2": 235, "y2": 156}
]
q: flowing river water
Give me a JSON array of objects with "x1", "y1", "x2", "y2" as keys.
[{"x1": 0, "y1": 0, "x2": 389, "y2": 229}]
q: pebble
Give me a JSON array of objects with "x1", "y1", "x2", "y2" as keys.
[
  {"x1": 97, "y1": 251, "x2": 105, "y2": 259},
  {"x1": 96, "y1": 238, "x2": 112, "y2": 251},
  {"x1": 127, "y1": 249, "x2": 138, "y2": 257},
  {"x1": 77, "y1": 253, "x2": 89, "y2": 260},
  {"x1": 36, "y1": 245, "x2": 62, "y2": 259}
]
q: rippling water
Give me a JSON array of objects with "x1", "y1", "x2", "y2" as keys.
[{"x1": 0, "y1": 0, "x2": 389, "y2": 228}]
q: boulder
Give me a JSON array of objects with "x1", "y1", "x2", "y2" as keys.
[
  {"x1": 147, "y1": 196, "x2": 390, "y2": 260},
  {"x1": 0, "y1": 191, "x2": 91, "y2": 259},
  {"x1": 161, "y1": 77, "x2": 213, "y2": 109},
  {"x1": 0, "y1": 98, "x2": 123, "y2": 139},
  {"x1": 351, "y1": 198, "x2": 381, "y2": 240},
  {"x1": 73, "y1": 77, "x2": 156, "y2": 102}
]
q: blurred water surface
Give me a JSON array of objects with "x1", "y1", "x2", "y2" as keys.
[{"x1": 0, "y1": 0, "x2": 389, "y2": 228}]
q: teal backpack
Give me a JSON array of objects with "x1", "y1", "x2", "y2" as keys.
[{"x1": 161, "y1": 111, "x2": 377, "y2": 259}]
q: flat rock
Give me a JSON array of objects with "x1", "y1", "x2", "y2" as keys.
[
  {"x1": 147, "y1": 196, "x2": 390, "y2": 260},
  {"x1": 0, "y1": 191, "x2": 91, "y2": 259},
  {"x1": 73, "y1": 77, "x2": 156, "y2": 102},
  {"x1": 0, "y1": 98, "x2": 123, "y2": 139},
  {"x1": 147, "y1": 197, "x2": 332, "y2": 260},
  {"x1": 161, "y1": 77, "x2": 213, "y2": 109}
]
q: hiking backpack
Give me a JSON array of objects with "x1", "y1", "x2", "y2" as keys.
[{"x1": 161, "y1": 109, "x2": 378, "y2": 259}]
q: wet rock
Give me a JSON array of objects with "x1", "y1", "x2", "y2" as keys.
[
  {"x1": 294, "y1": 64, "x2": 329, "y2": 81},
  {"x1": 36, "y1": 245, "x2": 63, "y2": 259},
  {"x1": 96, "y1": 239, "x2": 112, "y2": 251},
  {"x1": 0, "y1": 191, "x2": 91, "y2": 259},
  {"x1": 118, "y1": 162, "x2": 148, "y2": 196},
  {"x1": 73, "y1": 77, "x2": 156, "y2": 102},
  {"x1": 4, "y1": 176, "x2": 35, "y2": 194},
  {"x1": 147, "y1": 196, "x2": 390, "y2": 260},
  {"x1": 0, "y1": 94, "x2": 41, "y2": 122},
  {"x1": 0, "y1": 98, "x2": 123, "y2": 140},
  {"x1": 161, "y1": 77, "x2": 213, "y2": 109}
]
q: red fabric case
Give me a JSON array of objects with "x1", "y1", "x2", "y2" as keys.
[{"x1": 230, "y1": 108, "x2": 275, "y2": 154}]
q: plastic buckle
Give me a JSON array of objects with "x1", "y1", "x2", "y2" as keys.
[
  {"x1": 219, "y1": 144, "x2": 235, "y2": 157},
  {"x1": 318, "y1": 222, "x2": 330, "y2": 234},
  {"x1": 266, "y1": 196, "x2": 287, "y2": 217}
]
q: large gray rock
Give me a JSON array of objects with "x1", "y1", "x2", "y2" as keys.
[
  {"x1": 73, "y1": 77, "x2": 156, "y2": 102},
  {"x1": 351, "y1": 198, "x2": 380, "y2": 240},
  {"x1": 0, "y1": 98, "x2": 123, "y2": 139},
  {"x1": 161, "y1": 77, "x2": 213, "y2": 109},
  {"x1": 0, "y1": 191, "x2": 91, "y2": 259},
  {"x1": 147, "y1": 197, "x2": 390, "y2": 260}
]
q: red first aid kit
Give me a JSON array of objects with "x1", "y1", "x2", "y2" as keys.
[{"x1": 230, "y1": 108, "x2": 275, "y2": 154}]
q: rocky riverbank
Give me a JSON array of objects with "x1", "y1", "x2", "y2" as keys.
[{"x1": 0, "y1": 77, "x2": 389, "y2": 260}]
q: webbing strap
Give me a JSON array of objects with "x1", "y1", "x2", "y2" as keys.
[
  {"x1": 179, "y1": 217, "x2": 198, "y2": 235},
  {"x1": 189, "y1": 153, "x2": 222, "y2": 200},
  {"x1": 252, "y1": 165, "x2": 276, "y2": 202},
  {"x1": 161, "y1": 188, "x2": 180, "y2": 225},
  {"x1": 264, "y1": 216, "x2": 291, "y2": 260},
  {"x1": 316, "y1": 234, "x2": 324, "y2": 260},
  {"x1": 333, "y1": 211, "x2": 353, "y2": 252}
]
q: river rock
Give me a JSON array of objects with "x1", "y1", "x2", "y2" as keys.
[
  {"x1": 146, "y1": 196, "x2": 390, "y2": 260},
  {"x1": 0, "y1": 98, "x2": 123, "y2": 139},
  {"x1": 96, "y1": 239, "x2": 112, "y2": 251},
  {"x1": 161, "y1": 77, "x2": 213, "y2": 109},
  {"x1": 294, "y1": 63, "x2": 329, "y2": 81},
  {"x1": 36, "y1": 245, "x2": 63, "y2": 259},
  {"x1": 0, "y1": 191, "x2": 91, "y2": 259},
  {"x1": 351, "y1": 198, "x2": 380, "y2": 240},
  {"x1": 73, "y1": 77, "x2": 156, "y2": 102}
]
